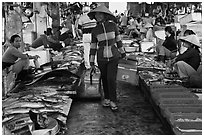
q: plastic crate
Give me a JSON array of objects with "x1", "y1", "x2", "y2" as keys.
[
  {"x1": 172, "y1": 122, "x2": 202, "y2": 135},
  {"x1": 157, "y1": 98, "x2": 199, "y2": 106},
  {"x1": 160, "y1": 98, "x2": 201, "y2": 105},
  {"x1": 159, "y1": 104, "x2": 202, "y2": 112},
  {"x1": 152, "y1": 92, "x2": 197, "y2": 104},
  {"x1": 169, "y1": 113, "x2": 202, "y2": 125},
  {"x1": 150, "y1": 86, "x2": 189, "y2": 93},
  {"x1": 163, "y1": 107, "x2": 202, "y2": 119},
  {"x1": 149, "y1": 84, "x2": 185, "y2": 91}
]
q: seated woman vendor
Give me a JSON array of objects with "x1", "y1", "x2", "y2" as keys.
[
  {"x1": 2, "y1": 34, "x2": 39, "y2": 82},
  {"x1": 155, "y1": 26, "x2": 177, "y2": 63},
  {"x1": 171, "y1": 34, "x2": 201, "y2": 79}
]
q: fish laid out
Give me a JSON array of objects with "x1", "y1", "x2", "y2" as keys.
[
  {"x1": 2, "y1": 47, "x2": 84, "y2": 135},
  {"x1": 25, "y1": 69, "x2": 80, "y2": 86}
]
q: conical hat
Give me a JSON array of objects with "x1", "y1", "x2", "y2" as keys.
[
  {"x1": 154, "y1": 30, "x2": 165, "y2": 40},
  {"x1": 144, "y1": 23, "x2": 153, "y2": 28},
  {"x1": 88, "y1": 5, "x2": 116, "y2": 22},
  {"x1": 179, "y1": 34, "x2": 201, "y2": 48}
]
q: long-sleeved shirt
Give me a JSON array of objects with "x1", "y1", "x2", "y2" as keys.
[
  {"x1": 2, "y1": 46, "x2": 28, "y2": 63},
  {"x1": 78, "y1": 13, "x2": 97, "y2": 34},
  {"x1": 176, "y1": 48, "x2": 201, "y2": 70},
  {"x1": 89, "y1": 21, "x2": 125, "y2": 65},
  {"x1": 162, "y1": 35, "x2": 177, "y2": 52}
]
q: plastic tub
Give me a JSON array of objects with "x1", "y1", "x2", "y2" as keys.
[
  {"x1": 163, "y1": 107, "x2": 202, "y2": 119},
  {"x1": 160, "y1": 98, "x2": 201, "y2": 105},
  {"x1": 150, "y1": 87, "x2": 190, "y2": 94},
  {"x1": 169, "y1": 113, "x2": 202, "y2": 125},
  {"x1": 149, "y1": 84, "x2": 182, "y2": 90},
  {"x1": 152, "y1": 92, "x2": 197, "y2": 104},
  {"x1": 172, "y1": 121, "x2": 202, "y2": 135},
  {"x1": 159, "y1": 104, "x2": 202, "y2": 112}
]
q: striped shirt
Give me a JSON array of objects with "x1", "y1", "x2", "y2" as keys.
[
  {"x1": 78, "y1": 13, "x2": 97, "y2": 34},
  {"x1": 90, "y1": 21, "x2": 125, "y2": 65}
]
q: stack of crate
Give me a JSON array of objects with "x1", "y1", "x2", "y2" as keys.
[{"x1": 149, "y1": 85, "x2": 202, "y2": 135}]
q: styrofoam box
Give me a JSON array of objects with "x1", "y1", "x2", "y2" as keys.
[
  {"x1": 172, "y1": 121, "x2": 202, "y2": 135},
  {"x1": 140, "y1": 42, "x2": 154, "y2": 52},
  {"x1": 24, "y1": 50, "x2": 50, "y2": 67},
  {"x1": 180, "y1": 13, "x2": 202, "y2": 25}
]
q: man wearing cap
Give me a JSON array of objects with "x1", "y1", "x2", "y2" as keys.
[
  {"x1": 172, "y1": 34, "x2": 201, "y2": 80},
  {"x1": 78, "y1": 4, "x2": 97, "y2": 69},
  {"x1": 88, "y1": 5, "x2": 126, "y2": 111}
]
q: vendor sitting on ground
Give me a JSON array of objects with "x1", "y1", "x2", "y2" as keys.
[
  {"x1": 155, "y1": 26, "x2": 177, "y2": 62},
  {"x1": 177, "y1": 29, "x2": 196, "y2": 55},
  {"x1": 30, "y1": 27, "x2": 63, "y2": 51},
  {"x1": 2, "y1": 34, "x2": 40, "y2": 82},
  {"x1": 171, "y1": 34, "x2": 201, "y2": 80},
  {"x1": 172, "y1": 35, "x2": 202, "y2": 81}
]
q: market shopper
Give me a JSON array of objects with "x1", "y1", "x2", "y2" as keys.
[
  {"x1": 88, "y1": 5, "x2": 126, "y2": 111},
  {"x1": 2, "y1": 34, "x2": 40, "y2": 82},
  {"x1": 78, "y1": 5, "x2": 97, "y2": 69},
  {"x1": 172, "y1": 34, "x2": 201, "y2": 79},
  {"x1": 155, "y1": 26, "x2": 177, "y2": 62}
]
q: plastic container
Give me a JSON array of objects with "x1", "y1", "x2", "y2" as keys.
[
  {"x1": 163, "y1": 107, "x2": 202, "y2": 119},
  {"x1": 159, "y1": 104, "x2": 202, "y2": 112},
  {"x1": 83, "y1": 68, "x2": 101, "y2": 98},
  {"x1": 140, "y1": 42, "x2": 154, "y2": 53},
  {"x1": 169, "y1": 113, "x2": 202, "y2": 125},
  {"x1": 156, "y1": 97, "x2": 199, "y2": 106},
  {"x1": 172, "y1": 121, "x2": 202, "y2": 135},
  {"x1": 152, "y1": 91, "x2": 197, "y2": 103},
  {"x1": 29, "y1": 117, "x2": 59, "y2": 135},
  {"x1": 150, "y1": 87, "x2": 190, "y2": 95},
  {"x1": 117, "y1": 59, "x2": 138, "y2": 85},
  {"x1": 160, "y1": 98, "x2": 201, "y2": 105},
  {"x1": 124, "y1": 47, "x2": 137, "y2": 53}
]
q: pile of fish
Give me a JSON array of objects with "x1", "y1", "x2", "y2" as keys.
[
  {"x1": 136, "y1": 54, "x2": 166, "y2": 71},
  {"x1": 139, "y1": 70, "x2": 183, "y2": 86},
  {"x1": 50, "y1": 49, "x2": 83, "y2": 74},
  {"x1": 2, "y1": 43, "x2": 85, "y2": 135},
  {"x1": 2, "y1": 81, "x2": 75, "y2": 135}
]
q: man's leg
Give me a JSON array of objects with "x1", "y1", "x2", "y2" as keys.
[{"x1": 12, "y1": 58, "x2": 30, "y2": 75}]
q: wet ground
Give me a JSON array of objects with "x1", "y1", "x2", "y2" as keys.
[{"x1": 65, "y1": 81, "x2": 171, "y2": 135}]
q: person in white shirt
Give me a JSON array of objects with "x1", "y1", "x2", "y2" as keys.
[
  {"x1": 78, "y1": 5, "x2": 97, "y2": 69},
  {"x1": 144, "y1": 23, "x2": 154, "y2": 42}
]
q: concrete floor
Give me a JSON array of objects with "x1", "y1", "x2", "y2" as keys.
[{"x1": 65, "y1": 81, "x2": 170, "y2": 135}]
